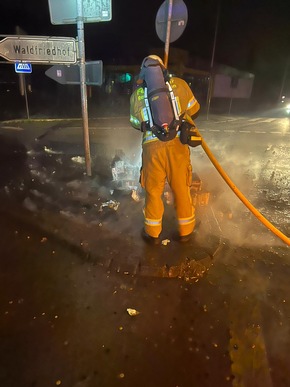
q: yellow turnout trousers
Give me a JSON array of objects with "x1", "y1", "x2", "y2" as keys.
[{"x1": 140, "y1": 137, "x2": 195, "y2": 238}]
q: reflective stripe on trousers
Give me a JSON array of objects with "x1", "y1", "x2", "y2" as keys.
[
  {"x1": 143, "y1": 208, "x2": 162, "y2": 230},
  {"x1": 140, "y1": 137, "x2": 195, "y2": 238}
]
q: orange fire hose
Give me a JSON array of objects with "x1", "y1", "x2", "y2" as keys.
[{"x1": 196, "y1": 129, "x2": 290, "y2": 247}]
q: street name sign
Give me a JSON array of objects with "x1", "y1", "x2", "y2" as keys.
[
  {"x1": 0, "y1": 36, "x2": 77, "y2": 64},
  {"x1": 48, "y1": 0, "x2": 112, "y2": 24},
  {"x1": 15, "y1": 62, "x2": 32, "y2": 73},
  {"x1": 45, "y1": 61, "x2": 103, "y2": 85}
]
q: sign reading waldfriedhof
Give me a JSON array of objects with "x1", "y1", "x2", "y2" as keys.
[
  {"x1": 45, "y1": 61, "x2": 103, "y2": 85},
  {"x1": 48, "y1": 0, "x2": 112, "y2": 24},
  {"x1": 0, "y1": 36, "x2": 77, "y2": 64},
  {"x1": 15, "y1": 62, "x2": 32, "y2": 73}
]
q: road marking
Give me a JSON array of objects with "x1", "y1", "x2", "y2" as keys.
[
  {"x1": 216, "y1": 119, "x2": 238, "y2": 123},
  {"x1": 239, "y1": 130, "x2": 251, "y2": 133},
  {"x1": 209, "y1": 129, "x2": 221, "y2": 132},
  {"x1": 254, "y1": 131, "x2": 266, "y2": 133},
  {"x1": 224, "y1": 130, "x2": 235, "y2": 133},
  {"x1": 270, "y1": 131, "x2": 281, "y2": 134},
  {"x1": 260, "y1": 118, "x2": 276, "y2": 122},
  {"x1": 249, "y1": 118, "x2": 262, "y2": 122},
  {"x1": 0, "y1": 126, "x2": 24, "y2": 131}
]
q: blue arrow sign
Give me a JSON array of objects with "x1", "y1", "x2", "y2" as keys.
[{"x1": 15, "y1": 62, "x2": 32, "y2": 73}]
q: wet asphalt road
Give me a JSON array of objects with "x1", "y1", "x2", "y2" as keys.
[{"x1": 0, "y1": 114, "x2": 289, "y2": 386}]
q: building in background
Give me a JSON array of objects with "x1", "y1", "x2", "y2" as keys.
[{"x1": 0, "y1": 47, "x2": 255, "y2": 120}]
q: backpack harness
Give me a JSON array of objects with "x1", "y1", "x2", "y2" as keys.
[{"x1": 142, "y1": 81, "x2": 183, "y2": 142}]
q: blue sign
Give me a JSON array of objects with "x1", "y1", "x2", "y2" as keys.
[{"x1": 15, "y1": 62, "x2": 32, "y2": 74}]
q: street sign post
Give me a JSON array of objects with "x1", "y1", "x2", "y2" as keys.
[
  {"x1": 47, "y1": 0, "x2": 112, "y2": 176},
  {"x1": 156, "y1": 0, "x2": 188, "y2": 67},
  {"x1": 45, "y1": 61, "x2": 103, "y2": 85},
  {"x1": 156, "y1": 0, "x2": 188, "y2": 43},
  {"x1": 48, "y1": 0, "x2": 112, "y2": 24},
  {"x1": 0, "y1": 36, "x2": 77, "y2": 64}
]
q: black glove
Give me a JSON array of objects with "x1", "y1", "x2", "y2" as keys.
[
  {"x1": 180, "y1": 121, "x2": 202, "y2": 147},
  {"x1": 140, "y1": 121, "x2": 150, "y2": 132}
]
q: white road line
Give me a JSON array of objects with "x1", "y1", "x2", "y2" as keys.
[
  {"x1": 0, "y1": 126, "x2": 24, "y2": 131},
  {"x1": 270, "y1": 131, "x2": 281, "y2": 134},
  {"x1": 239, "y1": 130, "x2": 251, "y2": 133},
  {"x1": 260, "y1": 118, "x2": 276, "y2": 122},
  {"x1": 209, "y1": 129, "x2": 221, "y2": 132},
  {"x1": 249, "y1": 118, "x2": 262, "y2": 122},
  {"x1": 254, "y1": 131, "x2": 267, "y2": 133},
  {"x1": 224, "y1": 130, "x2": 235, "y2": 133},
  {"x1": 216, "y1": 119, "x2": 238, "y2": 123}
]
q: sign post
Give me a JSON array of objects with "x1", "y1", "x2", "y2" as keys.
[
  {"x1": 77, "y1": 0, "x2": 91, "y2": 176},
  {"x1": 164, "y1": 0, "x2": 173, "y2": 69},
  {"x1": 15, "y1": 26, "x2": 30, "y2": 120},
  {"x1": 156, "y1": 0, "x2": 188, "y2": 67},
  {"x1": 48, "y1": 0, "x2": 112, "y2": 177},
  {"x1": 15, "y1": 61, "x2": 32, "y2": 119}
]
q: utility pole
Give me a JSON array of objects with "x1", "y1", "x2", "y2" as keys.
[{"x1": 206, "y1": 1, "x2": 220, "y2": 119}]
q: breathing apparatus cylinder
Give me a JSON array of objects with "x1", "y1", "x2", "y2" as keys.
[
  {"x1": 144, "y1": 65, "x2": 174, "y2": 133},
  {"x1": 138, "y1": 55, "x2": 180, "y2": 140}
]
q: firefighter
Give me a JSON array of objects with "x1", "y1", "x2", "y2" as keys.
[{"x1": 130, "y1": 55, "x2": 201, "y2": 245}]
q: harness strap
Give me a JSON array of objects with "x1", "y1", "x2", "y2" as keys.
[
  {"x1": 166, "y1": 81, "x2": 180, "y2": 121},
  {"x1": 144, "y1": 87, "x2": 154, "y2": 128},
  {"x1": 144, "y1": 82, "x2": 181, "y2": 132},
  {"x1": 147, "y1": 87, "x2": 169, "y2": 99}
]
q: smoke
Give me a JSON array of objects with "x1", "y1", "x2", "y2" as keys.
[{"x1": 191, "y1": 130, "x2": 290, "y2": 248}]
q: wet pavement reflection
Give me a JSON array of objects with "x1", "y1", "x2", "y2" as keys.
[{"x1": 0, "y1": 116, "x2": 289, "y2": 386}]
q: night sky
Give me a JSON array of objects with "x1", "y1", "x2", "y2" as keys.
[{"x1": 1, "y1": 0, "x2": 290, "y2": 102}]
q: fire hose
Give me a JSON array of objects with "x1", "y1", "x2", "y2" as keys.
[{"x1": 195, "y1": 128, "x2": 290, "y2": 247}]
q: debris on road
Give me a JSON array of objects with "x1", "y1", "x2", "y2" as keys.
[
  {"x1": 126, "y1": 308, "x2": 140, "y2": 316},
  {"x1": 98, "y1": 200, "x2": 120, "y2": 212}
]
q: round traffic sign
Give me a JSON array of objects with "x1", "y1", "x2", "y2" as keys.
[{"x1": 155, "y1": 0, "x2": 188, "y2": 43}]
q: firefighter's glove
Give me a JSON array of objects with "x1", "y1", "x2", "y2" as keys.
[
  {"x1": 141, "y1": 121, "x2": 150, "y2": 132},
  {"x1": 180, "y1": 121, "x2": 202, "y2": 147}
]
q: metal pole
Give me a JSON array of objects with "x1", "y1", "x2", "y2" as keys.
[
  {"x1": 23, "y1": 75, "x2": 30, "y2": 119},
  {"x1": 77, "y1": 0, "x2": 92, "y2": 176},
  {"x1": 228, "y1": 97, "x2": 233, "y2": 115},
  {"x1": 163, "y1": 0, "x2": 173, "y2": 68},
  {"x1": 19, "y1": 73, "x2": 30, "y2": 119},
  {"x1": 206, "y1": 1, "x2": 220, "y2": 119}
]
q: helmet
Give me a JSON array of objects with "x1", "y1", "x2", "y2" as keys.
[
  {"x1": 138, "y1": 55, "x2": 166, "y2": 84},
  {"x1": 140, "y1": 55, "x2": 165, "y2": 70}
]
